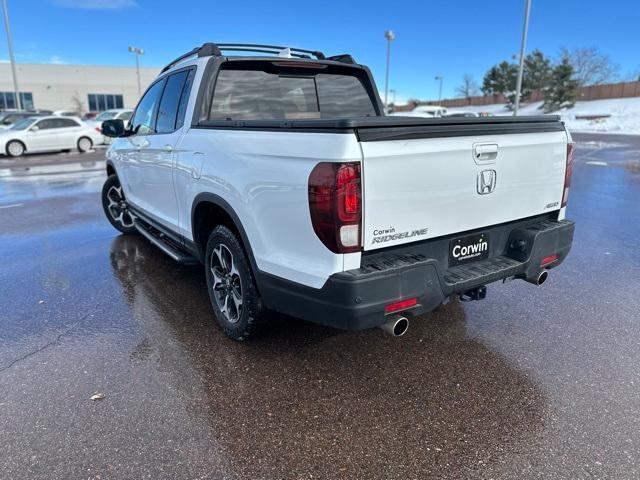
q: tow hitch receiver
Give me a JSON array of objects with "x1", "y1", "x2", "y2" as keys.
[{"x1": 460, "y1": 285, "x2": 487, "y2": 302}]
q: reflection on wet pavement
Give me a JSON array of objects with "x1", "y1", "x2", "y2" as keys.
[{"x1": 1, "y1": 136, "x2": 640, "y2": 478}]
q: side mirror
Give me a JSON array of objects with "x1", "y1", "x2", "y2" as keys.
[
  {"x1": 29, "y1": 126, "x2": 40, "y2": 132},
  {"x1": 102, "y1": 119, "x2": 126, "y2": 138}
]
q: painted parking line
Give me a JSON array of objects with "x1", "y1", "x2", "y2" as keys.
[
  {"x1": 0, "y1": 203, "x2": 24, "y2": 209},
  {"x1": 585, "y1": 161, "x2": 609, "y2": 166}
]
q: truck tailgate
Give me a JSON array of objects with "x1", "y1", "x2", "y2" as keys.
[{"x1": 358, "y1": 119, "x2": 568, "y2": 250}]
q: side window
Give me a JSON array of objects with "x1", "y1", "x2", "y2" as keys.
[
  {"x1": 130, "y1": 79, "x2": 165, "y2": 135},
  {"x1": 175, "y1": 69, "x2": 195, "y2": 130},
  {"x1": 156, "y1": 70, "x2": 189, "y2": 134},
  {"x1": 34, "y1": 119, "x2": 57, "y2": 130},
  {"x1": 56, "y1": 118, "x2": 81, "y2": 128}
]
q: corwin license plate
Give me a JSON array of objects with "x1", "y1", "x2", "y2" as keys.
[{"x1": 449, "y1": 233, "x2": 490, "y2": 267}]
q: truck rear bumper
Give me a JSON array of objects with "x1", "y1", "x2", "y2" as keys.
[{"x1": 258, "y1": 215, "x2": 575, "y2": 331}]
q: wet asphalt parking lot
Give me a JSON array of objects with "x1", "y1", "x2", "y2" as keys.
[{"x1": 1, "y1": 134, "x2": 640, "y2": 479}]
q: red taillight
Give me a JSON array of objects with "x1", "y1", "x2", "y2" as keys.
[
  {"x1": 562, "y1": 142, "x2": 574, "y2": 208},
  {"x1": 308, "y1": 162, "x2": 361, "y2": 253},
  {"x1": 385, "y1": 297, "x2": 418, "y2": 314},
  {"x1": 540, "y1": 254, "x2": 558, "y2": 266},
  {"x1": 95, "y1": 126, "x2": 102, "y2": 133}
]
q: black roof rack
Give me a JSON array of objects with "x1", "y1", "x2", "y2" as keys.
[{"x1": 160, "y1": 42, "x2": 355, "y2": 73}]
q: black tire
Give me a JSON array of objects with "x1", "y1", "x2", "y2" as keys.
[
  {"x1": 101, "y1": 174, "x2": 137, "y2": 234},
  {"x1": 205, "y1": 225, "x2": 267, "y2": 341},
  {"x1": 6, "y1": 140, "x2": 25, "y2": 157},
  {"x1": 77, "y1": 136, "x2": 93, "y2": 153}
]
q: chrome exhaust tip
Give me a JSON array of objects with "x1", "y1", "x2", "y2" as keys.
[
  {"x1": 380, "y1": 315, "x2": 409, "y2": 337},
  {"x1": 524, "y1": 269, "x2": 549, "y2": 286},
  {"x1": 537, "y1": 270, "x2": 549, "y2": 285}
]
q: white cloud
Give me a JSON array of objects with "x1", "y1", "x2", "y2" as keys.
[
  {"x1": 49, "y1": 55, "x2": 65, "y2": 64},
  {"x1": 51, "y1": 0, "x2": 137, "y2": 10}
]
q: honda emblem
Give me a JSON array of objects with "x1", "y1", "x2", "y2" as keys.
[{"x1": 477, "y1": 169, "x2": 497, "y2": 195}]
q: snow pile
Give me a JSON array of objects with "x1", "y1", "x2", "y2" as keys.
[{"x1": 446, "y1": 97, "x2": 640, "y2": 135}]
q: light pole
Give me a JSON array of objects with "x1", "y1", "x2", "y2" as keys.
[
  {"x1": 128, "y1": 45, "x2": 144, "y2": 98},
  {"x1": 435, "y1": 76, "x2": 443, "y2": 105},
  {"x1": 384, "y1": 30, "x2": 395, "y2": 110},
  {"x1": 1, "y1": 0, "x2": 21, "y2": 109},
  {"x1": 513, "y1": 0, "x2": 532, "y2": 116}
]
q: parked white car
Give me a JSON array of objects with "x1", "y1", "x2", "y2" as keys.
[
  {"x1": 0, "y1": 116, "x2": 103, "y2": 157},
  {"x1": 0, "y1": 111, "x2": 47, "y2": 130},
  {"x1": 443, "y1": 110, "x2": 479, "y2": 118},
  {"x1": 86, "y1": 109, "x2": 133, "y2": 131},
  {"x1": 390, "y1": 105, "x2": 448, "y2": 118},
  {"x1": 53, "y1": 110, "x2": 80, "y2": 117}
]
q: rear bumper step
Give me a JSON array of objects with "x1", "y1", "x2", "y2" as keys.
[{"x1": 258, "y1": 216, "x2": 575, "y2": 330}]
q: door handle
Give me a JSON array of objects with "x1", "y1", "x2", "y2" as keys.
[{"x1": 164, "y1": 145, "x2": 173, "y2": 152}]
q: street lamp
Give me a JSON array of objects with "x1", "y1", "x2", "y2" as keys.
[
  {"x1": 1, "y1": 0, "x2": 21, "y2": 109},
  {"x1": 513, "y1": 0, "x2": 532, "y2": 116},
  {"x1": 435, "y1": 76, "x2": 443, "y2": 105},
  {"x1": 128, "y1": 45, "x2": 145, "y2": 98},
  {"x1": 384, "y1": 30, "x2": 395, "y2": 110}
]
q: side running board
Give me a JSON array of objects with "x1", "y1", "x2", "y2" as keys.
[{"x1": 134, "y1": 219, "x2": 198, "y2": 265}]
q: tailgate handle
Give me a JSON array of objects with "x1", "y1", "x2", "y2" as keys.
[{"x1": 474, "y1": 143, "x2": 498, "y2": 164}]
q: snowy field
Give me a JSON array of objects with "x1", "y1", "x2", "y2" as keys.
[{"x1": 446, "y1": 97, "x2": 640, "y2": 135}]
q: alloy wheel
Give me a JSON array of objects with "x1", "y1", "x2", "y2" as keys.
[
  {"x1": 106, "y1": 185, "x2": 134, "y2": 228},
  {"x1": 210, "y1": 243, "x2": 243, "y2": 323}
]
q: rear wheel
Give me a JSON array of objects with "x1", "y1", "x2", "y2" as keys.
[
  {"x1": 6, "y1": 140, "x2": 25, "y2": 157},
  {"x1": 77, "y1": 136, "x2": 93, "y2": 153},
  {"x1": 205, "y1": 225, "x2": 267, "y2": 341},
  {"x1": 101, "y1": 174, "x2": 137, "y2": 234}
]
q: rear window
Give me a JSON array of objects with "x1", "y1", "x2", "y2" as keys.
[{"x1": 209, "y1": 64, "x2": 377, "y2": 120}]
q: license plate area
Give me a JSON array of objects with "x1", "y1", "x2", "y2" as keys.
[{"x1": 449, "y1": 233, "x2": 490, "y2": 267}]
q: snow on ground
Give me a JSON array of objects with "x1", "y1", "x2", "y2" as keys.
[{"x1": 446, "y1": 97, "x2": 640, "y2": 135}]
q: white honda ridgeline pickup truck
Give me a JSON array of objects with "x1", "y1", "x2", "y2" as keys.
[{"x1": 100, "y1": 43, "x2": 575, "y2": 340}]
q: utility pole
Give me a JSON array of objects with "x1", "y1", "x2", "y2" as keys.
[
  {"x1": 1, "y1": 0, "x2": 21, "y2": 109},
  {"x1": 514, "y1": 0, "x2": 532, "y2": 116},
  {"x1": 435, "y1": 76, "x2": 443, "y2": 105},
  {"x1": 128, "y1": 45, "x2": 144, "y2": 98},
  {"x1": 384, "y1": 30, "x2": 395, "y2": 111}
]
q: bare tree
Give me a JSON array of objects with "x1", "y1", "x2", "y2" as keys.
[
  {"x1": 71, "y1": 91, "x2": 85, "y2": 115},
  {"x1": 560, "y1": 47, "x2": 619, "y2": 86},
  {"x1": 455, "y1": 74, "x2": 480, "y2": 98}
]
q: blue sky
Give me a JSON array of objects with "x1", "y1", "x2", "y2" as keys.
[{"x1": 1, "y1": 0, "x2": 638, "y2": 101}]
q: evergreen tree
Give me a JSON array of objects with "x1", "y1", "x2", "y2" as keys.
[
  {"x1": 524, "y1": 50, "x2": 552, "y2": 92},
  {"x1": 482, "y1": 51, "x2": 553, "y2": 109},
  {"x1": 482, "y1": 61, "x2": 517, "y2": 98},
  {"x1": 543, "y1": 57, "x2": 580, "y2": 112}
]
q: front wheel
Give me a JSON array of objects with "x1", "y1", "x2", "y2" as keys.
[
  {"x1": 101, "y1": 174, "x2": 137, "y2": 234},
  {"x1": 205, "y1": 225, "x2": 268, "y2": 341},
  {"x1": 6, "y1": 140, "x2": 25, "y2": 157}
]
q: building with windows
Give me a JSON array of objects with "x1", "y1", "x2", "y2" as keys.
[{"x1": 0, "y1": 63, "x2": 160, "y2": 112}]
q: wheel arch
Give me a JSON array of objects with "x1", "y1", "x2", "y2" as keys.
[
  {"x1": 106, "y1": 160, "x2": 117, "y2": 177},
  {"x1": 191, "y1": 193, "x2": 259, "y2": 275}
]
